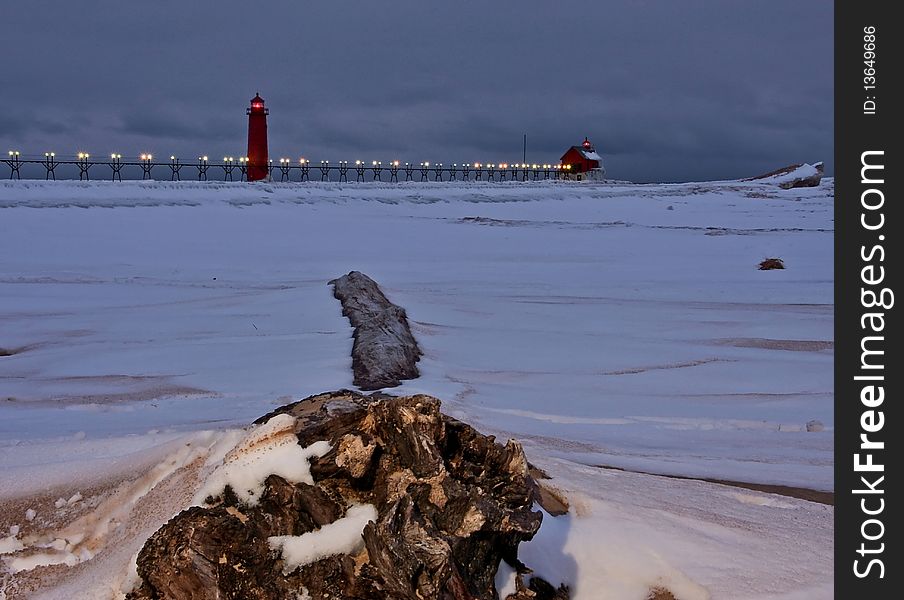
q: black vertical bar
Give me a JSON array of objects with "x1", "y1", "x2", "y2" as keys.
[{"x1": 836, "y1": 1, "x2": 900, "y2": 596}]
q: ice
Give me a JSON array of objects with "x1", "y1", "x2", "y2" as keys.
[{"x1": 0, "y1": 178, "x2": 833, "y2": 598}]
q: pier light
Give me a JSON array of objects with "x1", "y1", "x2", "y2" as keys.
[
  {"x1": 299, "y1": 158, "x2": 307, "y2": 164},
  {"x1": 475, "y1": 163, "x2": 481, "y2": 168},
  {"x1": 392, "y1": 160, "x2": 399, "y2": 167},
  {"x1": 425, "y1": 162, "x2": 430, "y2": 167},
  {"x1": 8, "y1": 150, "x2": 20, "y2": 156}
]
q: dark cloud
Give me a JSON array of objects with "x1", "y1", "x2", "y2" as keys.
[{"x1": 1, "y1": 1, "x2": 832, "y2": 182}]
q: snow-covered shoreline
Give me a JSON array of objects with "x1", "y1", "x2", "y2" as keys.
[{"x1": 0, "y1": 178, "x2": 833, "y2": 598}]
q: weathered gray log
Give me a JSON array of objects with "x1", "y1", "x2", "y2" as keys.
[
  {"x1": 330, "y1": 271, "x2": 422, "y2": 390},
  {"x1": 128, "y1": 391, "x2": 569, "y2": 600}
]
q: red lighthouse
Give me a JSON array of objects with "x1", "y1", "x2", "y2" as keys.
[{"x1": 246, "y1": 93, "x2": 269, "y2": 181}]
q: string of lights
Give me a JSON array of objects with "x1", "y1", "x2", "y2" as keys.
[{"x1": 4, "y1": 151, "x2": 575, "y2": 182}]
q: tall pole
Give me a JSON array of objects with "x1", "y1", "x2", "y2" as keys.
[{"x1": 522, "y1": 134, "x2": 527, "y2": 164}]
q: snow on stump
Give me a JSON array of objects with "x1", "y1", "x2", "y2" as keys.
[
  {"x1": 330, "y1": 271, "x2": 422, "y2": 391},
  {"x1": 758, "y1": 258, "x2": 785, "y2": 270},
  {"x1": 127, "y1": 391, "x2": 569, "y2": 600}
]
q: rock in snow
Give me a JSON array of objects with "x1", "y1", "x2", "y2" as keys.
[
  {"x1": 329, "y1": 271, "x2": 422, "y2": 390},
  {"x1": 806, "y1": 419, "x2": 825, "y2": 433},
  {"x1": 758, "y1": 258, "x2": 785, "y2": 270},
  {"x1": 746, "y1": 162, "x2": 824, "y2": 189},
  {"x1": 127, "y1": 391, "x2": 568, "y2": 599}
]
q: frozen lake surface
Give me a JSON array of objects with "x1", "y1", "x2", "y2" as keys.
[{"x1": 0, "y1": 179, "x2": 833, "y2": 599}]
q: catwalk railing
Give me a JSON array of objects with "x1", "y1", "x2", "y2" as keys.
[{"x1": 3, "y1": 152, "x2": 578, "y2": 183}]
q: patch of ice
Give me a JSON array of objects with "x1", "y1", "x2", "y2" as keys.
[
  {"x1": 729, "y1": 492, "x2": 796, "y2": 509},
  {"x1": 0, "y1": 535, "x2": 24, "y2": 554},
  {"x1": 3, "y1": 550, "x2": 79, "y2": 572}
]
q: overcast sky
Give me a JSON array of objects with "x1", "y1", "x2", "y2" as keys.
[{"x1": 2, "y1": 1, "x2": 832, "y2": 182}]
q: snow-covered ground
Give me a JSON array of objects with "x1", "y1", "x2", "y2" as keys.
[{"x1": 0, "y1": 179, "x2": 833, "y2": 598}]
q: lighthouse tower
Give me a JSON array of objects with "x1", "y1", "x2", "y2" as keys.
[{"x1": 246, "y1": 93, "x2": 269, "y2": 181}]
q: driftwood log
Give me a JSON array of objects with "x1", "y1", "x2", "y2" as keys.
[
  {"x1": 330, "y1": 271, "x2": 422, "y2": 391},
  {"x1": 127, "y1": 391, "x2": 569, "y2": 600}
]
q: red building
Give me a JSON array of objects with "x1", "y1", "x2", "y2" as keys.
[
  {"x1": 560, "y1": 137, "x2": 603, "y2": 176},
  {"x1": 246, "y1": 93, "x2": 269, "y2": 182}
]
